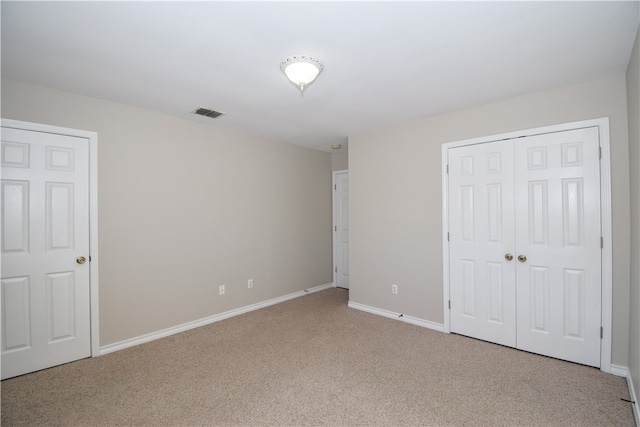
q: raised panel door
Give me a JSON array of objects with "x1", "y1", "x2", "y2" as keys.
[
  {"x1": 1, "y1": 127, "x2": 91, "y2": 379},
  {"x1": 514, "y1": 127, "x2": 601, "y2": 367},
  {"x1": 449, "y1": 141, "x2": 516, "y2": 347},
  {"x1": 334, "y1": 172, "x2": 349, "y2": 289}
]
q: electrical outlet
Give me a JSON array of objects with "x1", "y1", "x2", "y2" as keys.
[
  {"x1": 248, "y1": 279, "x2": 254, "y2": 289},
  {"x1": 391, "y1": 284, "x2": 398, "y2": 295},
  {"x1": 219, "y1": 285, "x2": 226, "y2": 295}
]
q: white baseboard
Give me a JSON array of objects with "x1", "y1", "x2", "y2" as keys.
[
  {"x1": 100, "y1": 283, "x2": 334, "y2": 355},
  {"x1": 347, "y1": 301, "x2": 444, "y2": 332},
  {"x1": 611, "y1": 364, "x2": 629, "y2": 377},
  {"x1": 611, "y1": 364, "x2": 639, "y2": 425}
]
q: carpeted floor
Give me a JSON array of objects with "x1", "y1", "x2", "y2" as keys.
[{"x1": 1, "y1": 288, "x2": 636, "y2": 426}]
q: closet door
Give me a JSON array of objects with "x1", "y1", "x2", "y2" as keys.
[
  {"x1": 448, "y1": 140, "x2": 516, "y2": 347},
  {"x1": 514, "y1": 127, "x2": 601, "y2": 367},
  {"x1": 448, "y1": 126, "x2": 602, "y2": 367}
]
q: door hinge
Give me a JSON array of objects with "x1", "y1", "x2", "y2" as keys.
[
  {"x1": 448, "y1": 300, "x2": 451, "y2": 310},
  {"x1": 335, "y1": 267, "x2": 338, "y2": 273},
  {"x1": 600, "y1": 326, "x2": 604, "y2": 339},
  {"x1": 601, "y1": 237, "x2": 604, "y2": 249},
  {"x1": 334, "y1": 184, "x2": 336, "y2": 190},
  {"x1": 447, "y1": 232, "x2": 450, "y2": 242},
  {"x1": 446, "y1": 164, "x2": 449, "y2": 174},
  {"x1": 599, "y1": 146, "x2": 602, "y2": 159},
  {"x1": 335, "y1": 226, "x2": 337, "y2": 232}
]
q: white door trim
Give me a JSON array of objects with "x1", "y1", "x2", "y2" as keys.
[
  {"x1": 1, "y1": 118, "x2": 100, "y2": 358},
  {"x1": 333, "y1": 169, "x2": 348, "y2": 288},
  {"x1": 441, "y1": 117, "x2": 612, "y2": 373}
]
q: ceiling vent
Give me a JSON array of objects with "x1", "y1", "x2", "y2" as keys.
[{"x1": 192, "y1": 107, "x2": 225, "y2": 119}]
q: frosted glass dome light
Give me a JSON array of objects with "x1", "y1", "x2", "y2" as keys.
[{"x1": 280, "y1": 55, "x2": 324, "y2": 95}]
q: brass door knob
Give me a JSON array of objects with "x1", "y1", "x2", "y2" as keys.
[
  {"x1": 76, "y1": 256, "x2": 86, "y2": 265},
  {"x1": 505, "y1": 253, "x2": 513, "y2": 261},
  {"x1": 518, "y1": 255, "x2": 527, "y2": 263}
]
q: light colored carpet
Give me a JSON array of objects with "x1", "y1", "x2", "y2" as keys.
[{"x1": 1, "y1": 288, "x2": 635, "y2": 426}]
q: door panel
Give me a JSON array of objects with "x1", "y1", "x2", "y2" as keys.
[
  {"x1": 486, "y1": 262, "x2": 504, "y2": 324},
  {"x1": 2, "y1": 180, "x2": 29, "y2": 252},
  {"x1": 2, "y1": 276, "x2": 31, "y2": 350},
  {"x1": 529, "y1": 266, "x2": 550, "y2": 333},
  {"x1": 449, "y1": 141, "x2": 516, "y2": 347},
  {"x1": 1, "y1": 127, "x2": 91, "y2": 379},
  {"x1": 514, "y1": 128, "x2": 601, "y2": 367},
  {"x1": 47, "y1": 271, "x2": 76, "y2": 341}
]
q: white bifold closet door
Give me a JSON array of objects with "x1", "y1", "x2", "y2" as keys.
[{"x1": 448, "y1": 127, "x2": 601, "y2": 367}]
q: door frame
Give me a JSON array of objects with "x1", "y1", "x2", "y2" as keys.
[
  {"x1": 332, "y1": 169, "x2": 348, "y2": 288},
  {"x1": 1, "y1": 118, "x2": 100, "y2": 358},
  {"x1": 441, "y1": 117, "x2": 612, "y2": 373}
]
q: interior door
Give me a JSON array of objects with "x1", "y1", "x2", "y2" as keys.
[
  {"x1": 334, "y1": 171, "x2": 349, "y2": 289},
  {"x1": 448, "y1": 140, "x2": 516, "y2": 347},
  {"x1": 448, "y1": 127, "x2": 602, "y2": 367},
  {"x1": 514, "y1": 127, "x2": 601, "y2": 367},
  {"x1": 1, "y1": 126, "x2": 91, "y2": 379}
]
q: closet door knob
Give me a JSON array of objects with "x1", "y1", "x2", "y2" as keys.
[
  {"x1": 518, "y1": 255, "x2": 527, "y2": 263},
  {"x1": 505, "y1": 253, "x2": 513, "y2": 261}
]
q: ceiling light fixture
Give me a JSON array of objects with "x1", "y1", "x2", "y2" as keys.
[{"x1": 280, "y1": 55, "x2": 323, "y2": 96}]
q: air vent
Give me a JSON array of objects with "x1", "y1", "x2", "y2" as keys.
[{"x1": 192, "y1": 107, "x2": 225, "y2": 119}]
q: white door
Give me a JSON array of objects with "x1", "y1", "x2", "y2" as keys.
[
  {"x1": 1, "y1": 126, "x2": 91, "y2": 379},
  {"x1": 448, "y1": 127, "x2": 602, "y2": 367},
  {"x1": 448, "y1": 140, "x2": 516, "y2": 347},
  {"x1": 514, "y1": 128, "x2": 601, "y2": 367},
  {"x1": 333, "y1": 171, "x2": 349, "y2": 289}
]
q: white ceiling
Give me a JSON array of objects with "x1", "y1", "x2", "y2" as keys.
[{"x1": 2, "y1": 1, "x2": 639, "y2": 152}]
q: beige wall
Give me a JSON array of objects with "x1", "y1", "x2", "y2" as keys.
[
  {"x1": 331, "y1": 151, "x2": 348, "y2": 171},
  {"x1": 349, "y1": 73, "x2": 631, "y2": 366},
  {"x1": 1, "y1": 79, "x2": 333, "y2": 346},
  {"x1": 627, "y1": 26, "x2": 640, "y2": 406}
]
